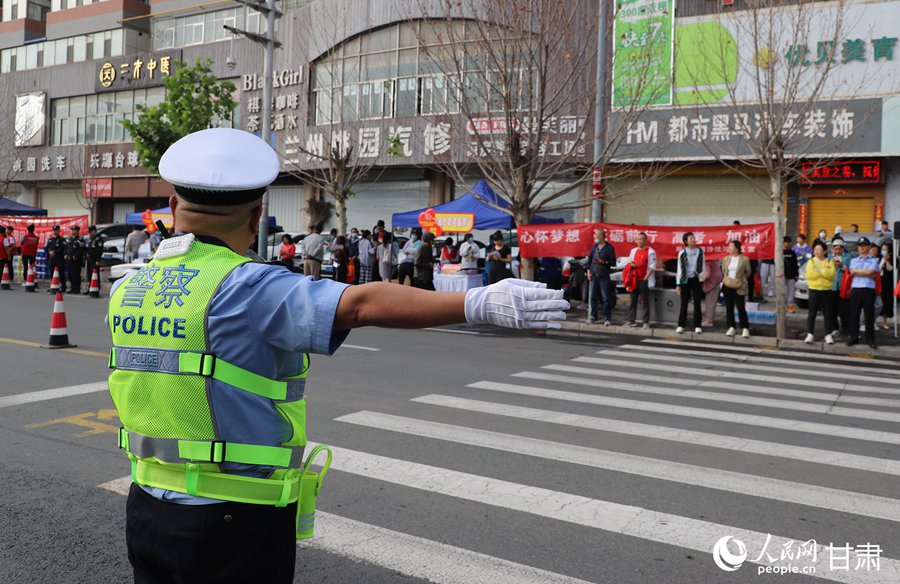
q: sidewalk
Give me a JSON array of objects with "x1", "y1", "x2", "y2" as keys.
[{"x1": 554, "y1": 295, "x2": 900, "y2": 358}]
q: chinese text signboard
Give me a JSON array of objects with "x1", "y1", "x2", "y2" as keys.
[
  {"x1": 612, "y1": 0, "x2": 675, "y2": 107},
  {"x1": 610, "y1": 99, "x2": 882, "y2": 160},
  {"x1": 518, "y1": 222, "x2": 775, "y2": 260},
  {"x1": 95, "y1": 50, "x2": 181, "y2": 93},
  {"x1": 84, "y1": 145, "x2": 149, "y2": 177},
  {"x1": 800, "y1": 160, "x2": 882, "y2": 185}
]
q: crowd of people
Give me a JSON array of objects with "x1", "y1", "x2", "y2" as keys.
[
  {"x1": 278, "y1": 221, "x2": 517, "y2": 292},
  {"x1": 0, "y1": 223, "x2": 105, "y2": 294},
  {"x1": 576, "y1": 221, "x2": 896, "y2": 348}
]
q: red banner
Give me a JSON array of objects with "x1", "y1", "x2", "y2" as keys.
[
  {"x1": 518, "y1": 222, "x2": 775, "y2": 260},
  {"x1": 0, "y1": 215, "x2": 90, "y2": 250}
]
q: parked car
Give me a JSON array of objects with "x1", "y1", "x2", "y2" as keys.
[{"x1": 97, "y1": 223, "x2": 130, "y2": 265}]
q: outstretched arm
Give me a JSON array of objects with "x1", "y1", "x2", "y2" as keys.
[{"x1": 334, "y1": 280, "x2": 568, "y2": 332}]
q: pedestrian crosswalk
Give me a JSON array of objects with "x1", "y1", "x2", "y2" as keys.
[{"x1": 99, "y1": 339, "x2": 900, "y2": 583}]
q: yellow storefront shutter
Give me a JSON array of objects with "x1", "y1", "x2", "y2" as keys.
[{"x1": 809, "y1": 198, "x2": 874, "y2": 240}]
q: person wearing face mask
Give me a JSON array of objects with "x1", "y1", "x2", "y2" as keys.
[
  {"x1": 459, "y1": 233, "x2": 480, "y2": 272},
  {"x1": 399, "y1": 229, "x2": 422, "y2": 286},
  {"x1": 487, "y1": 233, "x2": 514, "y2": 284},
  {"x1": 813, "y1": 229, "x2": 829, "y2": 251},
  {"x1": 586, "y1": 228, "x2": 616, "y2": 325},
  {"x1": 880, "y1": 244, "x2": 894, "y2": 329}
]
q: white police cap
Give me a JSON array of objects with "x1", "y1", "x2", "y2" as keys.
[{"x1": 159, "y1": 128, "x2": 279, "y2": 205}]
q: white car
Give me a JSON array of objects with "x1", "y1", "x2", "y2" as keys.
[{"x1": 107, "y1": 242, "x2": 153, "y2": 282}]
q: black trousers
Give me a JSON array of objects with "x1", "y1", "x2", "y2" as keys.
[
  {"x1": 723, "y1": 287, "x2": 749, "y2": 329},
  {"x1": 849, "y1": 287, "x2": 876, "y2": 343},
  {"x1": 677, "y1": 277, "x2": 702, "y2": 328},
  {"x1": 398, "y1": 262, "x2": 415, "y2": 286},
  {"x1": 628, "y1": 280, "x2": 650, "y2": 324},
  {"x1": 127, "y1": 483, "x2": 297, "y2": 584},
  {"x1": 829, "y1": 291, "x2": 850, "y2": 334},
  {"x1": 67, "y1": 260, "x2": 83, "y2": 293},
  {"x1": 414, "y1": 278, "x2": 435, "y2": 291},
  {"x1": 807, "y1": 289, "x2": 834, "y2": 335}
]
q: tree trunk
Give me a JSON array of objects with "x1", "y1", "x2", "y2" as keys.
[
  {"x1": 770, "y1": 174, "x2": 787, "y2": 339},
  {"x1": 514, "y1": 208, "x2": 535, "y2": 280},
  {"x1": 335, "y1": 195, "x2": 348, "y2": 237}
]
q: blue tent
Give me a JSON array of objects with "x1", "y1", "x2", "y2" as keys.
[
  {"x1": 125, "y1": 206, "x2": 278, "y2": 228},
  {"x1": 391, "y1": 180, "x2": 559, "y2": 230},
  {"x1": 0, "y1": 196, "x2": 47, "y2": 216}
]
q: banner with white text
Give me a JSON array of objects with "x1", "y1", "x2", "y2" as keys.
[{"x1": 518, "y1": 222, "x2": 775, "y2": 260}]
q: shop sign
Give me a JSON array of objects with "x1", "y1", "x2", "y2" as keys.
[
  {"x1": 611, "y1": 99, "x2": 882, "y2": 160},
  {"x1": 786, "y1": 36, "x2": 897, "y2": 67},
  {"x1": 242, "y1": 69, "x2": 304, "y2": 91},
  {"x1": 12, "y1": 153, "x2": 67, "y2": 174},
  {"x1": 95, "y1": 50, "x2": 181, "y2": 93},
  {"x1": 800, "y1": 160, "x2": 882, "y2": 184},
  {"x1": 84, "y1": 145, "x2": 148, "y2": 177},
  {"x1": 83, "y1": 178, "x2": 112, "y2": 199}
]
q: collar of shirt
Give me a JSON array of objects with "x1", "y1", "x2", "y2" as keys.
[{"x1": 172, "y1": 232, "x2": 230, "y2": 249}]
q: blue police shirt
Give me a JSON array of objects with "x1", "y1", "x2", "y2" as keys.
[
  {"x1": 111, "y1": 235, "x2": 350, "y2": 504},
  {"x1": 850, "y1": 255, "x2": 880, "y2": 289}
]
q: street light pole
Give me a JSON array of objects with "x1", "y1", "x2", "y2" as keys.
[
  {"x1": 591, "y1": 0, "x2": 609, "y2": 223},
  {"x1": 226, "y1": 0, "x2": 280, "y2": 259},
  {"x1": 257, "y1": 0, "x2": 276, "y2": 259}
]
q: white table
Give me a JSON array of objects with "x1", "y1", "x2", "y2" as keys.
[{"x1": 434, "y1": 272, "x2": 484, "y2": 292}]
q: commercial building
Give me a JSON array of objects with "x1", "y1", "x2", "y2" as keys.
[{"x1": 0, "y1": 0, "x2": 898, "y2": 237}]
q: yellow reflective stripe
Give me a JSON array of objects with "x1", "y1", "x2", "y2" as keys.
[
  {"x1": 133, "y1": 459, "x2": 301, "y2": 506},
  {"x1": 178, "y1": 352, "x2": 288, "y2": 401}
]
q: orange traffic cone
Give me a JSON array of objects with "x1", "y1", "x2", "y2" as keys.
[
  {"x1": 89, "y1": 268, "x2": 100, "y2": 298},
  {"x1": 0, "y1": 269, "x2": 9, "y2": 290},
  {"x1": 42, "y1": 292, "x2": 77, "y2": 349},
  {"x1": 23, "y1": 265, "x2": 36, "y2": 292},
  {"x1": 48, "y1": 267, "x2": 61, "y2": 293}
]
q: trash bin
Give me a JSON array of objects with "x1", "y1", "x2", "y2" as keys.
[{"x1": 651, "y1": 288, "x2": 679, "y2": 324}]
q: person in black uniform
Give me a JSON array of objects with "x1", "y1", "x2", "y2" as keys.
[
  {"x1": 44, "y1": 225, "x2": 67, "y2": 292},
  {"x1": 64, "y1": 225, "x2": 86, "y2": 294},
  {"x1": 85, "y1": 225, "x2": 105, "y2": 287}
]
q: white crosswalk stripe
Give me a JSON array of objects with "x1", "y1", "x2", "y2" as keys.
[
  {"x1": 641, "y1": 339, "x2": 897, "y2": 365},
  {"x1": 593, "y1": 349, "x2": 900, "y2": 387},
  {"x1": 621, "y1": 344, "x2": 900, "y2": 377},
  {"x1": 97, "y1": 339, "x2": 900, "y2": 583},
  {"x1": 527, "y1": 366, "x2": 900, "y2": 423},
  {"x1": 406, "y1": 395, "x2": 900, "y2": 476},
  {"x1": 470, "y1": 379, "x2": 900, "y2": 445}
]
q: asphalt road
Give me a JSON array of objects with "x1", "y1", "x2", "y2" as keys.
[{"x1": 1, "y1": 287, "x2": 899, "y2": 584}]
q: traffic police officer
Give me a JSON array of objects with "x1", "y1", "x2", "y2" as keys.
[
  {"x1": 107, "y1": 128, "x2": 568, "y2": 584},
  {"x1": 85, "y1": 225, "x2": 105, "y2": 286},
  {"x1": 65, "y1": 225, "x2": 86, "y2": 293},
  {"x1": 44, "y1": 224, "x2": 67, "y2": 291}
]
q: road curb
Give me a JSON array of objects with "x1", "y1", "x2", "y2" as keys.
[{"x1": 551, "y1": 322, "x2": 900, "y2": 358}]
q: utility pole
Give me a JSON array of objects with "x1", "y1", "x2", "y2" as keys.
[
  {"x1": 591, "y1": 0, "x2": 609, "y2": 223},
  {"x1": 225, "y1": 0, "x2": 280, "y2": 259}
]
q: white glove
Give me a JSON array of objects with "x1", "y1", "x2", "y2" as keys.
[{"x1": 465, "y1": 279, "x2": 569, "y2": 330}]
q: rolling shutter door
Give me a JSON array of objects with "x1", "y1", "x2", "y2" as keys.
[
  {"x1": 809, "y1": 198, "x2": 873, "y2": 241},
  {"x1": 39, "y1": 187, "x2": 83, "y2": 217},
  {"x1": 605, "y1": 176, "x2": 770, "y2": 225},
  {"x1": 268, "y1": 186, "x2": 304, "y2": 232}
]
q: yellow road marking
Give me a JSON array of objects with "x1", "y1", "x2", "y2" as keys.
[
  {"x1": 26, "y1": 409, "x2": 120, "y2": 437},
  {"x1": 847, "y1": 353, "x2": 875, "y2": 360},
  {"x1": 0, "y1": 336, "x2": 107, "y2": 358}
]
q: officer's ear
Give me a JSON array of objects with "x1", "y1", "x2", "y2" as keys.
[{"x1": 249, "y1": 203, "x2": 263, "y2": 235}]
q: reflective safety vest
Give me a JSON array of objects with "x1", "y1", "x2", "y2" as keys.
[{"x1": 107, "y1": 236, "x2": 309, "y2": 507}]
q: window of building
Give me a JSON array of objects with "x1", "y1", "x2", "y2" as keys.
[
  {"x1": 51, "y1": 87, "x2": 169, "y2": 146},
  {"x1": 153, "y1": 5, "x2": 267, "y2": 50},
  {"x1": 0, "y1": 29, "x2": 123, "y2": 72},
  {"x1": 310, "y1": 20, "x2": 523, "y2": 125}
]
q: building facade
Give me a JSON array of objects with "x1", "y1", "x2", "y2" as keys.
[
  {"x1": 0, "y1": 0, "x2": 898, "y2": 237},
  {"x1": 0, "y1": 0, "x2": 592, "y2": 233}
]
